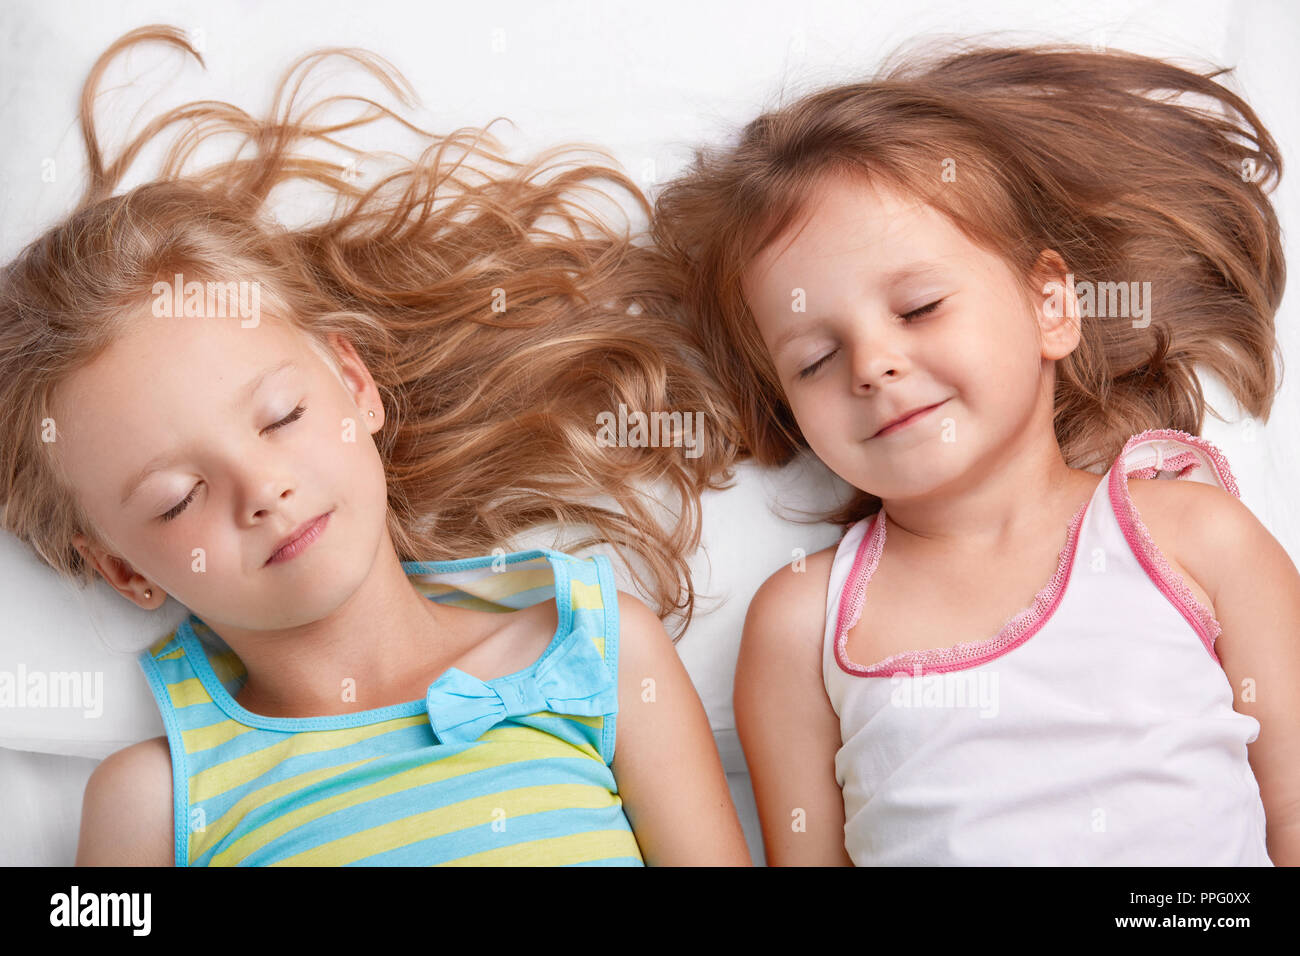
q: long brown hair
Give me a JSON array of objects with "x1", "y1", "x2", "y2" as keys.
[
  {"x1": 0, "y1": 25, "x2": 744, "y2": 638},
  {"x1": 650, "y1": 41, "x2": 1286, "y2": 527}
]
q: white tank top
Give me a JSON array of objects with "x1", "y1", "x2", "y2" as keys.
[{"x1": 821, "y1": 428, "x2": 1272, "y2": 865}]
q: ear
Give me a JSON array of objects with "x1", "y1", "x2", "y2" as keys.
[
  {"x1": 71, "y1": 532, "x2": 162, "y2": 609},
  {"x1": 323, "y1": 331, "x2": 385, "y2": 433},
  {"x1": 1030, "y1": 249, "x2": 1081, "y2": 361}
]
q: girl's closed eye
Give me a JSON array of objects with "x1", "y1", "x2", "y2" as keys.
[
  {"x1": 265, "y1": 402, "x2": 307, "y2": 434},
  {"x1": 796, "y1": 298, "x2": 946, "y2": 380},
  {"x1": 158, "y1": 403, "x2": 307, "y2": 523}
]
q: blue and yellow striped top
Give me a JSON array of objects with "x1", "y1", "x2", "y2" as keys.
[{"x1": 137, "y1": 548, "x2": 644, "y2": 866}]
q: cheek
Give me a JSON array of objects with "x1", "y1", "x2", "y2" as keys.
[
  {"x1": 946, "y1": 308, "x2": 1039, "y2": 396},
  {"x1": 340, "y1": 419, "x2": 389, "y2": 501},
  {"x1": 307, "y1": 407, "x2": 366, "y2": 466},
  {"x1": 785, "y1": 381, "x2": 826, "y2": 424},
  {"x1": 788, "y1": 389, "x2": 858, "y2": 460}
]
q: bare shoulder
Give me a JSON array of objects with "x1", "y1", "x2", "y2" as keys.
[
  {"x1": 76, "y1": 736, "x2": 174, "y2": 866},
  {"x1": 735, "y1": 544, "x2": 854, "y2": 865},
  {"x1": 609, "y1": 588, "x2": 710, "y2": 764},
  {"x1": 610, "y1": 539, "x2": 840, "y2": 670},
  {"x1": 1125, "y1": 472, "x2": 1243, "y2": 521},
  {"x1": 735, "y1": 544, "x2": 840, "y2": 708},
  {"x1": 607, "y1": 588, "x2": 753, "y2": 864},
  {"x1": 1125, "y1": 476, "x2": 1257, "y2": 607},
  {"x1": 744, "y1": 543, "x2": 839, "y2": 657},
  {"x1": 610, "y1": 589, "x2": 675, "y2": 684}
]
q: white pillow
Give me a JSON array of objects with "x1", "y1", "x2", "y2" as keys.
[
  {"x1": 0, "y1": 529, "x2": 182, "y2": 758},
  {"x1": 0, "y1": 452, "x2": 849, "y2": 767}
]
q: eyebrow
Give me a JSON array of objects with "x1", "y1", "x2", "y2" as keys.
[
  {"x1": 767, "y1": 262, "x2": 948, "y2": 355},
  {"x1": 119, "y1": 359, "x2": 298, "y2": 507}
]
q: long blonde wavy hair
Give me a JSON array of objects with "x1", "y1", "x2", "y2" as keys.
[
  {"x1": 0, "y1": 25, "x2": 743, "y2": 638},
  {"x1": 651, "y1": 42, "x2": 1286, "y2": 528}
]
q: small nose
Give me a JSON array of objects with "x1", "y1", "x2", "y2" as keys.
[
  {"x1": 846, "y1": 309, "x2": 914, "y2": 391},
  {"x1": 850, "y1": 342, "x2": 908, "y2": 392},
  {"x1": 250, "y1": 485, "x2": 294, "y2": 523}
]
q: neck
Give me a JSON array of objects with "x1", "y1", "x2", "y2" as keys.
[
  {"x1": 210, "y1": 529, "x2": 456, "y2": 718},
  {"x1": 879, "y1": 415, "x2": 1100, "y2": 556}
]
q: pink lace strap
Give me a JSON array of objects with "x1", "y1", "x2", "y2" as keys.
[
  {"x1": 1125, "y1": 449, "x2": 1202, "y2": 482},
  {"x1": 1108, "y1": 428, "x2": 1238, "y2": 662}
]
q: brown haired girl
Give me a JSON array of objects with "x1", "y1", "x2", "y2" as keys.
[
  {"x1": 651, "y1": 43, "x2": 1300, "y2": 865},
  {"x1": 0, "y1": 25, "x2": 751, "y2": 865}
]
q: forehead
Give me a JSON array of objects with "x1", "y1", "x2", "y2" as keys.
[
  {"x1": 743, "y1": 173, "x2": 950, "y2": 293},
  {"x1": 51, "y1": 314, "x2": 310, "y2": 457}
]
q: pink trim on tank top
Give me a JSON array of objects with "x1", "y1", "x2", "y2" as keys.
[
  {"x1": 1107, "y1": 428, "x2": 1237, "y2": 664},
  {"x1": 831, "y1": 428, "x2": 1236, "y2": 678},
  {"x1": 833, "y1": 497, "x2": 1091, "y2": 678}
]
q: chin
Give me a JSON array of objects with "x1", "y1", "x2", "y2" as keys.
[{"x1": 866, "y1": 464, "x2": 957, "y2": 497}]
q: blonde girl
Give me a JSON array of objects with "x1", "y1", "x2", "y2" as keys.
[
  {"x1": 651, "y1": 43, "x2": 1300, "y2": 865},
  {"x1": 0, "y1": 25, "x2": 751, "y2": 866}
]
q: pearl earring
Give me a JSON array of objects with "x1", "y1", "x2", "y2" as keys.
[
  {"x1": 144, "y1": 588, "x2": 153, "y2": 599},
  {"x1": 368, "y1": 411, "x2": 375, "y2": 418}
]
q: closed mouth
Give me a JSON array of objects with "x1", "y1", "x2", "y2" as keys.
[
  {"x1": 871, "y1": 400, "x2": 947, "y2": 438},
  {"x1": 265, "y1": 511, "x2": 331, "y2": 566}
]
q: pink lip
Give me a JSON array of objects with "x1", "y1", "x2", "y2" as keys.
[
  {"x1": 871, "y1": 400, "x2": 947, "y2": 439},
  {"x1": 265, "y1": 511, "x2": 331, "y2": 566}
]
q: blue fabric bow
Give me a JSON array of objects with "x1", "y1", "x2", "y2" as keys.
[{"x1": 425, "y1": 620, "x2": 617, "y2": 746}]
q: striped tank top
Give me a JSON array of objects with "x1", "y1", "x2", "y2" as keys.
[
  {"x1": 822, "y1": 429, "x2": 1272, "y2": 865},
  {"x1": 137, "y1": 548, "x2": 644, "y2": 866}
]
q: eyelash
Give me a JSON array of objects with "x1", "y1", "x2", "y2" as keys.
[
  {"x1": 796, "y1": 299, "x2": 945, "y2": 380},
  {"x1": 158, "y1": 404, "x2": 307, "y2": 523}
]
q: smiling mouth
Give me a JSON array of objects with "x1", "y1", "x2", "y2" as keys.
[
  {"x1": 264, "y1": 511, "x2": 332, "y2": 566},
  {"x1": 871, "y1": 400, "x2": 947, "y2": 439}
]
